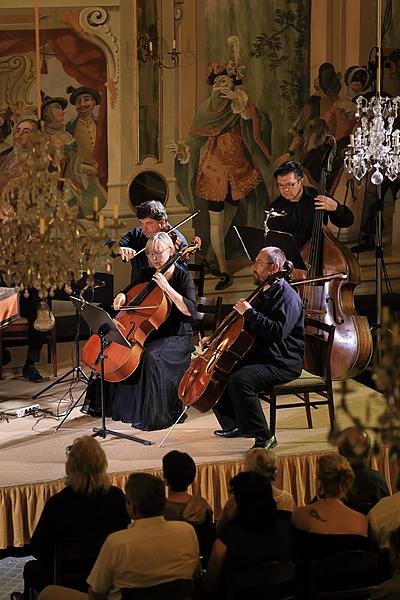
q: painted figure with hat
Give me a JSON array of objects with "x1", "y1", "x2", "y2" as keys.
[
  {"x1": 168, "y1": 36, "x2": 271, "y2": 291},
  {"x1": 66, "y1": 86, "x2": 100, "y2": 169}
]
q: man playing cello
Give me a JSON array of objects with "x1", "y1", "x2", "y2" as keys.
[{"x1": 212, "y1": 246, "x2": 304, "y2": 449}]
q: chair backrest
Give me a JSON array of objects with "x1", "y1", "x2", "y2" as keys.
[
  {"x1": 304, "y1": 317, "x2": 336, "y2": 381},
  {"x1": 188, "y1": 262, "x2": 205, "y2": 297},
  {"x1": 305, "y1": 550, "x2": 382, "y2": 599},
  {"x1": 195, "y1": 296, "x2": 223, "y2": 336},
  {"x1": 121, "y1": 578, "x2": 194, "y2": 600},
  {"x1": 53, "y1": 539, "x2": 101, "y2": 592},
  {"x1": 225, "y1": 560, "x2": 296, "y2": 600}
]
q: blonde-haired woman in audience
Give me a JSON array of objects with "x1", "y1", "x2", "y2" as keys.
[
  {"x1": 11, "y1": 436, "x2": 130, "y2": 600},
  {"x1": 217, "y1": 448, "x2": 295, "y2": 534},
  {"x1": 291, "y1": 452, "x2": 369, "y2": 559}
]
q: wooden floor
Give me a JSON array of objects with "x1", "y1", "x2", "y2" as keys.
[{"x1": 0, "y1": 342, "x2": 386, "y2": 488}]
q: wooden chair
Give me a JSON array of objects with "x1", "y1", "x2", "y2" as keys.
[
  {"x1": 52, "y1": 539, "x2": 100, "y2": 592},
  {"x1": 0, "y1": 309, "x2": 57, "y2": 379},
  {"x1": 188, "y1": 262, "x2": 205, "y2": 297},
  {"x1": 224, "y1": 560, "x2": 296, "y2": 600},
  {"x1": 121, "y1": 579, "x2": 194, "y2": 599},
  {"x1": 259, "y1": 317, "x2": 336, "y2": 435},
  {"x1": 303, "y1": 550, "x2": 382, "y2": 599},
  {"x1": 195, "y1": 295, "x2": 223, "y2": 337}
]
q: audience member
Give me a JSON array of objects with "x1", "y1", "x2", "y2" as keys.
[
  {"x1": 203, "y1": 472, "x2": 292, "y2": 594},
  {"x1": 39, "y1": 472, "x2": 200, "y2": 600},
  {"x1": 13, "y1": 436, "x2": 129, "y2": 600},
  {"x1": 217, "y1": 448, "x2": 295, "y2": 534},
  {"x1": 368, "y1": 471, "x2": 400, "y2": 550},
  {"x1": 338, "y1": 426, "x2": 390, "y2": 513},
  {"x1": 370, "y1": 527, "x2": 400, "y2": 599},
  {"x1": 163, "y1": 450, "x2": 213, "y2": 527},
  {"x1": 291, "y1": 453, "x2": 369, "y2": 559}
]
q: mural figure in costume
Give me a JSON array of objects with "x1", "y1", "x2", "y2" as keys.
[{"x1": 169, "y1": 37, "x2": 272, "y2": 291}]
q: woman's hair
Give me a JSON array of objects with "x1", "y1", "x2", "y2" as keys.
[
  {"x1": 230, "y1": 471, "x2": 277, "y2": 531},
  {"x1": 66, "y1": 435, "x2": 110, "y2": 495},
  {"x1": 318, "y1": 62, "x2": 341, "y2": 98},
  {"x1": 162, "y1": 450, "x2": 197, "y2": 492},
  {"x1": 146, "y1": 231, "x2": 175, "y2": 257},
  {"x1": 244, "y1": 448, "x2": 278, "y2": 482},
  {"x1": 317, "y1": 453, "x2": 354, "y2": 499}
]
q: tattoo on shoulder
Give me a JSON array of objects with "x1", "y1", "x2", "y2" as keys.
[{"x1": 309, "y1": 508, "x2": 327, "y2": 522}]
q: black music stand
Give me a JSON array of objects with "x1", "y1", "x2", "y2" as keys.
[
  {"x1": 68, "y1": 298, "x2": 151, "y2": 445},
  {"x1": 234, "y1": 226, "x2": 307, "y2": 269}
]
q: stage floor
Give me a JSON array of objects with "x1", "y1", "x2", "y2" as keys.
[{"x1": 0, "y1": 342, "x2": 392, "y2": 549}]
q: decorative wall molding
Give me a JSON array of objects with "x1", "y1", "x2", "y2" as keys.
[
  {"x1": 60, "y1": 6, "x2": 120, "y2": 108},
  {"x1": 79, "y1": 7, "x2": 120, "y2": 108},
  {"x1": 0, "y1": 55, "x2": 35, "y2": 116}
]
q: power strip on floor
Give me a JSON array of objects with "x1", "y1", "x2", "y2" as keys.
[{"x1": 5, "y1": 404, "x2": 41, "y2": 418}]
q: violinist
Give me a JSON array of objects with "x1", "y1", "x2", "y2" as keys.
[
  {"x1": 212, "y1": 246, "x2": 304, "y2": 450},
  {"x1": 268, "y1": 160, "x2": 354, "y2": 249},
  {"x1": 116, "y1": 200, "x2": 188, "y2": 283},
  {"x1": 85, "y1": 232, "x2": 196, "y2": 431}
]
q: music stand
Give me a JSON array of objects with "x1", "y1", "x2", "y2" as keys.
[
  {"x1": 33, "y1": 273, "x2": 114, "y2": 401},
  {"x1": 234, "y1": 226, "x2": 307, "y2": 269},
  {"x1": 67, "y1": 298, "x2": 151, "y2": 445}
]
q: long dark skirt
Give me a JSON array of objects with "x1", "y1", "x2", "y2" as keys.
[{"x1": 83, "y1": 334, "x2": 193, "y2": 431}]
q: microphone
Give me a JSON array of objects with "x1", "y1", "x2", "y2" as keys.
[{"x1": 264, "y1": 209, "x2": 287, "y2": 218}]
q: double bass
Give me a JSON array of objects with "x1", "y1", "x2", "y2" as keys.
[
  {"x1": 178, "y1": 266, "x2": 292, "y2": 412},
  {"x1": 82, "y1": 238, "x2": 201, "y2": 382},
  {"x1": 298, "y1": 137, "x2": 372, "y2": 380}
]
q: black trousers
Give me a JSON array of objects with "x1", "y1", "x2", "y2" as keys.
[
  {"x1": 213, "y1": 363, "x2": 298, "y2": 439},
  {"x1": 19, "y1": 292, "x2": 45, "y2": 364}
]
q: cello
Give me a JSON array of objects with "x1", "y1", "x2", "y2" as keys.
[
  {"x1": 82, "y1": 238, "x2": 201, "y2": 382},
  {"x1": 298, "y1": 136, "x2": 372, "y2": 380},
  {"x1": 178, "y1": 265, "x2": 293, "y2": 412}
]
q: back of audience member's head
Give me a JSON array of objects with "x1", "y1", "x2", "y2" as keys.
[
  {"x1": 389, "y1": 527, "x2": 400, "y2": 568},
  {"x1": 338, "y1": 426, "x2": 371, "y2": 466},
  {"x1": 317, "y1": 453, "x2": 354, "y2": 499},
  {"x1": 244, "y1": 448, "x2": 278, "y2": 482},
  {"x1": 162, "y1": 450, "x2": 197, "y2": 492},
  {"x1": 66, "y1": 435, "x2": 110, "y2": 495},
  {"x1": 230, "y1": 471, "x2": 277, "y2": 531},
  {"x1": 125, "y1": 473, "x2": 166, "y2": 517}
]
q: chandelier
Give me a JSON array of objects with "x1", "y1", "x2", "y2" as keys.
[
  {"x1": 0, "y1": 130, "x2": 124, "y2": 298},
  {"x1": 344, "y1": 0, "x2": 400, "y2": 185},
  {"x1": 0, "y1": 0, "x2": 124, "y2": 299}
]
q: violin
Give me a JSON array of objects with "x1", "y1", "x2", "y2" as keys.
[
  {"x1": 178, "y1": 264, "x2": 293, "y2": 412},
  {"x1": 82, "y1": 238, "x2": 201, "y2": 382}
]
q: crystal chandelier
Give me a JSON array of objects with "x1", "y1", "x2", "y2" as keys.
[
  {"x1": 0, "y1": 0, "x2": 125, "y2": 299},
  {"x1": 344, "y1": 95, "x2": 400, "y2": 184},
  {"x1": 344, "y1": 0, "x2": 400, "y2": 185},
  {"x1": 0, "y1": 130, "x2": 123, "y2": 298}
]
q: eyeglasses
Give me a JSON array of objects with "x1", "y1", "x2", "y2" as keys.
[
  {"x1": 147, "y1": 249, "x2": 169, "y2": 259},
  {"x1": 277, "y1": 179, "x2": 302, "y2": 190}
]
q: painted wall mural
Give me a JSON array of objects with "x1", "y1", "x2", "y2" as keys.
[{"x1": 0, "y1": 24, "x2": 108, "y2": 218}]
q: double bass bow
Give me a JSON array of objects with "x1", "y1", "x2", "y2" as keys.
[
  {"x1": 178, "y1": 263, "x2": 293, "y2": 413},
  {"x1": 298, "y1": 136, "x2": 372, "y2": 380},
  {"x1": 82, "y1": 238, "x2": 201, "y2": 382}
]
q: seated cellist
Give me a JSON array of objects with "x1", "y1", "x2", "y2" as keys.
[
  {"x1": 84, "y1": 231, "x2": 196, "y2": 431},
  {"x1": 212, "y1": 246, "x2": 304, "y2": 450}
]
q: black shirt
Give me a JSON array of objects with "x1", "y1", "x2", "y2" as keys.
[
  {"x1": 268, "y1": 186, "x2": 354, "y2": 249},
  {"x1": 243, "y1": 278, "x2": 304, "y2": 376},
  {"x1": 125, "y1": 263, "x2": 196, "y2": 340}
]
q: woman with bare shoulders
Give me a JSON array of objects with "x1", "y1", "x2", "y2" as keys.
[{"x1": 291, "y1": 453, "x2": 368, "y2": 559}]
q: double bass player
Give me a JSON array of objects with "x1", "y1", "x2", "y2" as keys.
[
  {"x1": 268, "y1": 160, "x2": 354, "y2": 248},
  {"x1": 211, "y1": 246, "x2": 304, "y2": 450}
]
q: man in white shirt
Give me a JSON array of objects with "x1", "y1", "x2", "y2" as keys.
[{"x1": 39, "y1": 473, "x2": 200, "y2": 600}]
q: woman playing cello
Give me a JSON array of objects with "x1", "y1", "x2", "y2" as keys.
[{"x1": 85, "y1": 232, "x2": 196, "y2": 431}]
